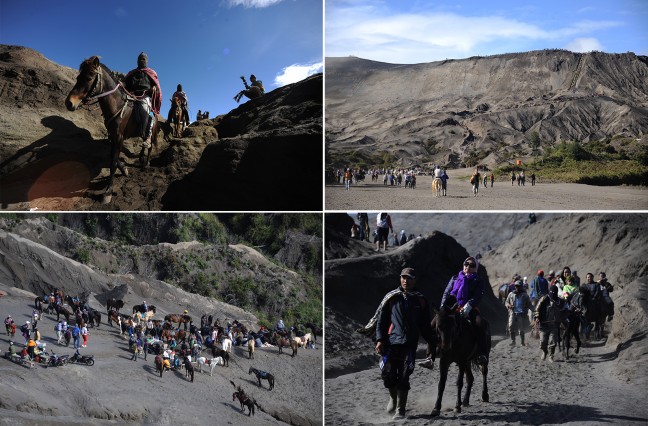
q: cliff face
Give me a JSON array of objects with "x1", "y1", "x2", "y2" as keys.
[{"x1": 326, "y1": 50, "x2": 648, "y2": 167}]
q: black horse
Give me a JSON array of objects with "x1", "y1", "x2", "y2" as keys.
[
  {"x1": 211, "y1": 347, "x2": 230, "y2": 367},
  {"x1": 304, "y1": 322, "x2": 322, "y2": 342},
  {"x1": 581, "y1": 289, "x2": 608, "y2": 340},
  {"x1": 106, "y1": 298, "x2": 124, "y2": 313},
  {"x1": 233, "y1": 390, "x2": 256, "y2": 416},
  {"x1": 249, "y1": 367, "x2": 274, "y2": 390},
  {"x1": 132, "y1": 304, "x2": 156, "y2": 315},
  {"x1": 55, "y1": 304, "x2": 71, "y2": 323},
  {"x1": 429, "y1": 295, "x2": 490, "y2": 417},
  {"x1": 87, "y1": 309, "x2": 101, "y2": 328},
  {"x1": 184, "y1": 357, "x2": 194, "y2": 382}
]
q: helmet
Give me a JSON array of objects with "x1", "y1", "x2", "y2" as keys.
[
  {"x1": 550, "y1": 285, "x2": 559, "y2": 295},
  {"x1": 183, "y1": 310, "x2": 188, "y2": 314}
]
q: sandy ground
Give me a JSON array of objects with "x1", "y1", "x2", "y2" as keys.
[
  {"x1": 326, "y1": 170, "x2": 648, "y2": 211},
  {"x1": 0, "y1": 286, "x2": 323, "y2": 425},
  {"x1": 325, "y1": 332, "x2": 648, "y2": 425}
]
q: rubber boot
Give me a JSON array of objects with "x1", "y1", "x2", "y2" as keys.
[
  {"x1": 386, "y1": 388, "x2": 397, "y2": 414},
  {"x1": 393, "y1": 390, "x2": 408, "y2": 420}
]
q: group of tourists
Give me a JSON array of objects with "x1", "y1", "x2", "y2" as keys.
[
  {"x1": 504, "y1": 267, "x2": 614, "y2": 361},
  {"x1": 510, "y1": 169, "x2": 537, "y2": 186}
]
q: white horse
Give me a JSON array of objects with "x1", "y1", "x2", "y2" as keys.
[
  {"x1": 432, "y1": 177, "x2": 442, "y2": 197},
  {"x1": 197, "y1": 356, "x2": 224, "y2": 376},
  {"x1": 222, "y1": 338, "x2": 232, "y2": 353}
]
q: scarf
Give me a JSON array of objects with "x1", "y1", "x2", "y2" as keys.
[
  {"x1": 357, "y1": 287, "x2": 423, "y2": 338},
  {"x1": 450, "y1": 271, "x2": 478, "y2": 306}
]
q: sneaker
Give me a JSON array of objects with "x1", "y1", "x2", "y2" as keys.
[
  {"x1": 418, "y1": 357, "x2": 434, "y2": 370},
  {"x1": 541, "y1": 351, "x2": 547, "y2": 360}
]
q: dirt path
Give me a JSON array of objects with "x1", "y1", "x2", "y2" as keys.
[
  {"x1": 326, "y1": 171, "x2": 648, "y2": 210},
  {"x1": 325, "y1": 334, "x2": 648, "y2": 425}
]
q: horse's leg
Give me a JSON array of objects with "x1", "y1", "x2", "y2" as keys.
[
  {"x1": 480, "y1": 363, "x2": 489, "y2": 402},
  {"x1": 431, "y1": 359, "x2": 449, "y2": 416},
  {"x1": 574, "y1": 321, "x2": 581, "y2": 353},
  {"x1": 454, "y1": 364, "x2": 464, "y2": 412},
  {"x1": 103, "y1": 134, "x2": 122, "y2": 204},
  {"x1": 462, "y1": 363, "x2": 474, "y2": 407}
]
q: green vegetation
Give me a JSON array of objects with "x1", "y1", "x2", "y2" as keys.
[
  {"x1": 174, "y1": 214, "x2": 227, "y2": 244},
  {"x1": 495, "y1": 140, "x2": 648, "y2": 185}
]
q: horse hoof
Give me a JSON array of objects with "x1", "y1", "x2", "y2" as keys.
[
  {"x1": 454, "y1": 407, "x2": 461, "y2": 413},
  {"x1": 430, "y1": 409, "x2": 440, "y2": 417},
  {"x1": 102, "y1": 194, "x2": 112, "y2": 204}
]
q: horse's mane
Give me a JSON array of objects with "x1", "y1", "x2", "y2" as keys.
[{"x1": 79, "y1": 56, "x2": 123, "y2": 84}]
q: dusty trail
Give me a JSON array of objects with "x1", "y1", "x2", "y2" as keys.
[
  {"x1": 326, "y1": 170, "x2": 648, "y2": 211},
  {"x1": 325, "y1": 334, "x2": 648, "y2": 425}
]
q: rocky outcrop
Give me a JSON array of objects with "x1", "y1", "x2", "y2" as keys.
[{"x1": 326, "y1": 50, "x2": 648, "y2": 167}]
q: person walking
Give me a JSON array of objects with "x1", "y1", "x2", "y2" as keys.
[
  {"x1": 376, "y1": 212, "x2": 393, "y2": 252},
  {"x1": 81, "y1": 324, "x2": 88, "y2": 348},
  {"x1": 505, "y1": 281, "x2": 532, "y2": 346},
  {"x1": 365, "y1": 267, "x2": 435, "y2": 420},
  {"x1": 471, "y1": 168, "x2": 481, "y2": 196},
  {"x1": 534, "y1": 285, "x2": 567, "y2": 361}
]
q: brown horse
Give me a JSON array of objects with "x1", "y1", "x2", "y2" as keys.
[
  {"x1": 247, "y1": 338, "x2": 255, "y2": 359},
  {"x1": 65, "y1": 56, "x2": 159, "y2": 204},
  {"x1": 233, "y1": 391, "x2": 256, "y2": 416},
  {"x1": 154, "y1": 355, "x2": 164, "y2": 377},
  {"x1": 165, "y1": 314, "x2": 192, "y2": 329}
]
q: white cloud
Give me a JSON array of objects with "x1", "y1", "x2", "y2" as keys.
[
  {"x1": 326, "y1": 4, "x2": 622, "y2": 63},
  {"x1": 226, "y1": 0, "x2": 284, "y2": 8},
  {"x1": 274, "y1": 62, "x2": 323, "y2": 86},
  {"x1": 564, "y1": 37, "x2": 604, "y2": 52}
]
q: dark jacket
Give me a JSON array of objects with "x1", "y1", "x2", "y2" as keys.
[
  {"x1": 535, "y1": 295, "x2": 566, "y2": 328},
  {"x1": 376, "y1": 289, "x2": 434, "y2": 349}
]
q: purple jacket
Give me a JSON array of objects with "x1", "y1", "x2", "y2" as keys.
[{"x1": 441, "y1": 272, "x2": 485, "y2": 308}]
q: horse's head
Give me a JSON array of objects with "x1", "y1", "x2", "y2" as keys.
[
  {"x1": 248, "y1": 367, "x2": 253, "y2": 374},
  {"x1": 66, "y1": 56, "x2": 102, "y2": 111}
]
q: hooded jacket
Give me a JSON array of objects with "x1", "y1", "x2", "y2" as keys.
[{"x1": 376, "y1": 288, "x2": 434, "y2": 349}]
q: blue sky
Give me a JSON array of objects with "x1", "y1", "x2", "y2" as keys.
[
  {"x1": 1, "y1": 0, "x2": 322, "y2": 119},
  {"x1": 326, "y1": 0, "x2": 648, "y2": 64}
]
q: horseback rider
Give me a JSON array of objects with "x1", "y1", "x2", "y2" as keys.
[
  {"x1": 534, "y1": 285, "x2": 567, "y2": 361},
  {"x1": 441, "y1": 257, "x2": 490, "y2": 365},
  {"x1": 123, "y1": 52, "x2": 162, "y2": 149},
  {"x1": 370, "y1": 267, "x2": 435, "y2": 420},
  {"x1": 234, "y1": 74, "x2": 265, "y2": 103},
  {"x1": 167, "y1": 83, "x2": 190, "y2": 125},
  {"x1": 598, "y1": 272, "x2": 614, "y2": 321},
  {"x1": 505, "y1": 280, "x2": 532, "y2": 346},
  {"x1": 530, "y1": 269, "x2": 549, "y2": 306}
]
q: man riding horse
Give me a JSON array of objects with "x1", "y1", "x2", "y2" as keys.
[
  {"x1": 167, "y1": 84, "x2": 190, "y2": 126},
  {"x1": 124, "y1": 52, "x2": 162, "y2": 149}
]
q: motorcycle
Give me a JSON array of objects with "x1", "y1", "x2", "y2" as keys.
[
  {"x1": 69, "y1": 350, "x2": 94, "y2": 366},
  {"x1": 47, "y1": 352, "x2": 69, "y2": 367}
]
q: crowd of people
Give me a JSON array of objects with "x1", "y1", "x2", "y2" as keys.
[{"x1": 503, "y1": 267, "x2": 615, "y2": 361}]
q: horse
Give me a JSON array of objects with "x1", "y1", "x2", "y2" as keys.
[
  {"x1": 165, "y1": 314, "x2": 192, "y2": 330},
  {"x1": 65, "y1": 56, "x2": 160, "y2": 204},
  {"x1": 197, "y1": 356, "x2": 224, "y2": 376},
  {"x1": 560, "y1": 306, "x2": 582, "y2": 360},
  {"x1": 222, "y1": 338, "x2": 233, "y2": 353},
  {"x1": 249, "y1": 367, "x2": 274, "y2": 390},
  {"x1": 232, "y1": 391, "x2": 256, "y2": 416},
  {"x1": 87, "y1": 309, "x2": 101, "y2": 328},
  {"x1": 132, "y1": 304, "x2": 156, "y2": 315},
  {"x1": 66, "y1": 295, "x2": 83, "y2": 312},
  {"x1": 432, "y1": 177, "x2": 442, "y2": 197},
  {"x1": 55, "y1": 305, "x2": 71, "y2": 323},
  {"x1": 247, "y1": 338, "x2": 255, "y2": 359},
  {"x1": 277, "y1": 335, "x2": 298, "y2": 357},
  {"x1": 64, "y1": 329, "x2": 72, "y2": 347},
  {"x1": 581, "y1": 290, "x2": 607, "y2": 340},
  {"x1": 211, "y1": 347, "x2": 230, "y2": 366},
  {"x1": 184, "y1": 357, "x2": 194, "y2": 382},
  {"x1": 429, "y1": 295, "x2": 490, "y2": 417},
  {"x1": 154, "y1": 355, "x2": 164, "y2": 377},
  {"x1": 106, "y1": 298, "x2": 124, "y2": 313},
  {"x1": 170, "y1": 96, "x2": 184, "y2": 137},
  {"x1": 304, "y1": 323, "x2": 322, "y2": 342}
]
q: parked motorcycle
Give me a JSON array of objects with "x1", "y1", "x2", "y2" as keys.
[
  {"x1": 47, "y1": 352, "x2": 69, "y2": 367},
  {"x1": 69, "y1": 350, "x2": 94, "y2": 366}
]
